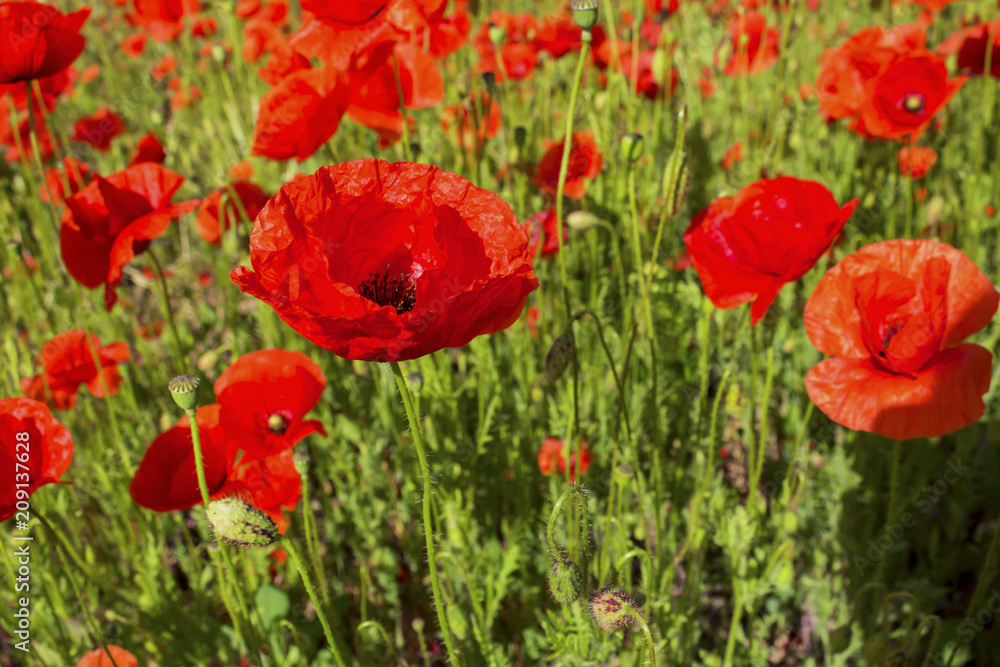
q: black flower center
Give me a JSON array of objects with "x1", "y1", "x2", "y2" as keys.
[
  {"x1": 900, "y1": 93, "x2": 926, "y2": 115},
  {"x1": 357, "y1": 270, "x2": 416, "y2": 314},
  {"x1": 879, "y1": 319, "x2": 905, "y2": 354},
  {"x1": 264, "y1": 410, "x2": 293, "y2": 435}
]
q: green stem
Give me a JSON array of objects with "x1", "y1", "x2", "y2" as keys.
[
  {"x1": 629, "y1": 604, "x2": 658, "y2": 667},
  {"x1": 280, "y1": 535, "x2": 347, "y2": 667},
  {"x1": 148, "y1": 249, "x2": 186, "y2": 370},
  {"x1": 876, "y1": 439, "x2": 903, "y2": 584},
  {"x1": 722, "y1": 585, "x2": 742, "y2": 667},
  {"x1": 389, "y1": 361, "x2": 463, "y2": 666},
  {"x1": 747, "y1": 346, "x2": 775, "y2": 508}
]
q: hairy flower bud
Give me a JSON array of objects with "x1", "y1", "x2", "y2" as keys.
[
  {"x1": 206, "y1": 497, "x2": 278, "y2": 549},
  {"x1": 589, "y1": 586, "x2": 639, "y2": 632},
  {"x1": 542, "y1": 334, "x2": 575, "y2": 385},
  {"x1": 168, "y1": 374, "x2": 200, "y2": 411},
  {"x1": 548, "y1": 559, "x2": 583, "y2": 605}
]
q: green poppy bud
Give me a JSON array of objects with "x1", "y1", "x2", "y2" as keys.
[
  {"x1": 620, "y1": 133, "x2": 644, "y2": 164},
  {"x1": 168, "y1": 375, "x2": 200, "y2": 412},
  {"x1": 206, "y1": 497, "x2": 278, "y2": 549},
  {"x1": 548, "y1": 559, "x2": 583, "y2": 605},
  {"x1": 566, "y1": 210, "x2": 600, "y2": 232},
  {"x1": 542, "y1": 334, "x2": 575, "y2": 385},
  {"x1": 487, "y1": 23, "x2": 506, "y2": 47},
  {"x1": 570, "y1": 0, "x2": 600, "y2": 32},
  {"x1": 589, "y1": 586, "x2": 638, "y2": 632}
]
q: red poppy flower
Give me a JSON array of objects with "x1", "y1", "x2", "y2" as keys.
[
  {"x1": 127, "y1": 0, "x2": 202, "y2": 42},
  {"x1": 1, "y1": 397, "x2": 73, "y2": 521},
  {"x1": 939, "y1": 19, "x2": 1000, "y2": 79},
  {"x1": 538, "y1": 436, "x2": 591, "y2": 484},
  {"x1": 231, "y1": 159, "x2": 538, "y2": 362},
  {"x1": 243, "y1": 17, "x2": 281, "y2": 63},
  {"x1": 226, "y1": 448, "x2": 301, "y2": 522},
  {"x1": 120, "y1": 33, "x2": 148, "y2": 58},
  {"x1": 533, "y1": 14, "x2": 582, "y2": 59},
  {"x1": 73, "y1": 646, "x2": 138, "y2": 667},
  {"x1": 0, "y1": 66, "x2": 76, "y2": 112},
  {"x1": 804, "y1": 239, "x2": 999, "y2": 440},
  {"x1": 533, "y1": 132, "x2": 603, "y2": 200},
  {"x1": 0, "y1": 97, "x2": 52, "y2": 163},
  {"x1": 0, "y1": 3, "x2": 90, "y2": 84},
  {"x1": 129, "y1": 132, "x2": 166, "y2": 165},
  {"x1": 722, "y1": 12, "x2": 780, "y2": 76},
  {"x1": 683, "y1": 177, "x2": 859, "y2": 325},
  {"x1": 151, "y1": 54, "x2": 178, "y2": 80},
  {"x1": 525, "y1": 208, "x2": 567, "y2": 258},
  {"x1": 722, "y1": 142, "x2": 744, "y2": 171},
  {"x1": 855, "y1": 52, "x2": 965, "y2": 141},
  {"x1": 130, "y1": 404, "x2": 231, "y2": 512},
  {"x1": 196, "y1": 181, "x2": 270, "y2": 245},
  {"x1": 252, "y1": 66, "x2": 346, "y2": 162},
  {"x1": 71, "y1": 108, "x2": 125, "y2": 152},
  {"x1": 477, "y1": 43, "x2": 538, "y2": 82},
  {"x1": 897, "y1": 146, "x2": 937, "y2": 178},
  {"x1": 20, "y1": 330, "x2": 130, "y2": 410},
  {"x1": 816, "y1": 25, "x2": 926, "y2": 122},
  {"x1": 620, "y1": 47, "x2": 680, "y2": 100},
  {"x1": 258, "y1": 43, "x2": 311, "y2": 85},
  {"x1": 213, "y1": 349, "x2": 326, "y2": 463},
  {"x1": 287, "y1": 11, "x2": 398, "y2": 71},
  {"x1": 301, "y1": 0, "x2": 388, "y2": 24},
  {"x1": 60, "y1": 163, "x2": 200, "y2": 310}
]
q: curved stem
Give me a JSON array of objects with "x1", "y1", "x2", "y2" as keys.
[
  {"x1": 389, "y1": 361, "x2": 463, "y2": 666},
  {"x1": 280, "y1": 535, "x2": 347, "y2": 667},
  {"x1": 148, "y1": 249, "x2": 186, "y2": 369}
]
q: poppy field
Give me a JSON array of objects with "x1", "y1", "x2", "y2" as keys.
[{"x1": 3, "y1": 0, "x2": 1000, "y2": 664}]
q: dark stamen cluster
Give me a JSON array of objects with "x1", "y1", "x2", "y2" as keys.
[{"x1": 358, "y1": 270, "x2": 417, "y2": 314}]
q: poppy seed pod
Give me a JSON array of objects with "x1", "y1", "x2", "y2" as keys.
[
  {"x1": 571, "y1": 0, "x2": 600, "y2": 32},
  {"x1": 206, "y1": 497, "x2": 278, "y2": 549},
  {"x1": 589, "y1": 586, "x2": 639, "y2": 632},
  {"x1": 168, "y1": 375, "x2": 200, "y2": 411},
  {"x1": 620, "y1": 133, "x2": 644, "y2": 164},
  {"x1": 566, "y1": 210, "x2": 600, "y2": 232},
  {"x1": 542, "y1": 335, "x2": 575, "y2": 385},
  {"x1": 548, "y1": 559, "x2": 583, "y2": 605}
]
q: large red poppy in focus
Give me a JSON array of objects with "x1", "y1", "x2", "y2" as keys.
[
  {"x1": 231, "y1": 159, "x2": 538, "y2": 362},
  {"x1": 0, "y1": 2, "x2": 91, "y2": 84},
  {"x1": 21, "y1": 330, "x2": 130, "y2": 410},
  {"x1": 804, "y1": 239, "x2": 999, "y2": 440},
  {"x1": 683, "y1": 177, "x2": 859, "y2": 325},
  {"x1": 1, "y1": 397, "x2": 74, "y2": 521},
  {"x1": 59, "y1": 163, "x2": 199, "y2": 310}
]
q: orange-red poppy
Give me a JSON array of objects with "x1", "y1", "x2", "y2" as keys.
[
  {"x1": 0, "y1": 3, "x2": 90, "y2": 84},
  {"x1": 804, "y1": 239, "x2": 999, "y2": 440},
  {"x1": 73, "y1": 646, "x2": 138, "y2": 667},
  {"x1": 21, "y1": 330, "x2": 130, "y2": 410},
  {"x1": 533, "y1": 132, "x2": 603, "y2": 200},
  {"x1": 538, "y1": 436, "x2": 592, "y2": 483},
  {"x1": 195, "y1": 180, "x2": 270, "y2": 244}
]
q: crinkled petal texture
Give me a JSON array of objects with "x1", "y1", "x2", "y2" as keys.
[
  {"x1": 0, "y1": 3, "x2": 91, "y2": 84},
  {"x1": 0, "y1": 397, "x2": 74, "y2": 520},
  {"x1": 683, "y1": 177, "x2": 858, "y2": 325},
  {"x1": 806, "y1": 346, "x2": 993, "y2": 441},
  {"x1": 231, "y1": 159, "x2": 539, "y2": 361},
  {"x1": 804, "y1": 239, "x2": 999, "y2": 439},
  {"x1": 214, "y1": 349, "x2": 327, "y2": 464},
  {"x1": 129, "y1": 405, "x2": 229, "y2": 512}
]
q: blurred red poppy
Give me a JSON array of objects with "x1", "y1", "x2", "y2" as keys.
[
  {"x1": 71, "y1": 107, "x2": 125, "y2": 152},
  {"x1": 0, "y1": 3, "x2": 90, "y2": 84},
  {"x1": 440, "y1": 91, "x2": 500, "y2": 152},
  {"x1": 129, "y1": 132, "x2": 166, "y2": 165},
  {"x1": 804, "y1": 239, "x2": 999, "y2": 440},
  {"x1": 683, "y1": 177, "x2": 858, "y2": 325},
  {"x1": 525, "y1": 208, "x2": 567, "y2": 258},
  {"x1": 1, "y1": 397, "x2": 74, "y2": 521},
  {"x1": 722, "y1": 11, "x2": 780, "y2": 76},
  {"x1": 214, "y1": 349, "x2": 326, "y2": 463},
  {"x1": 533, "y1": 13, "x2": 582, "y2": 58},
  {"x1": 231, "y1": 159, "x2": 538, "y2": 362},
  {"x1": 21, "y1": 330, "x2": 130, "y2": 410},
  {"x1": 127, "y1": 0, "x2": 202, "y2": 42},
  {"x1": 855, "y1": 52, "x2": 965, "y2": 141},
  {"x1": 533, "y1": 132, "x2": 603, "y2": 200},
  {"x1": 301, "y1": 0, "x2": 388, "y2": 24},
  {"x1": 538, "y1": 436, "x2": 591, "y2": 483},
  {"x1": 817, "y1": 24, "x2": 926, "y2": 122},
  {"x1": 196, "y1": 180, "x2": 270, "y2": 244},
  {"x1": 73, "y1": 646, "x2": 139, "y2": 667},
  {"x1": 120, "y1": 33, "x2": 148, "y2": 58},
  {"x1": 897, "y1": 146, "x2": 937, "y2": 178},
  {"x1": 939, "y1": 19, "x2": 1000, "y2": 79},
  {"x1": 60, "y1": 163, "x2": 200, "y2": 310}
]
